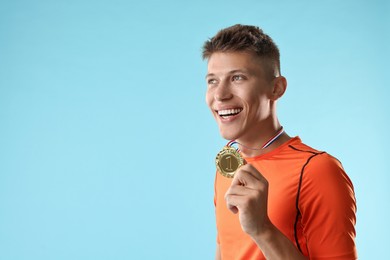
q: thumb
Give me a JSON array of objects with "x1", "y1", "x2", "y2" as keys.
[{"x1": 228, "y1": 204, "x2": 239, "y2": 214}]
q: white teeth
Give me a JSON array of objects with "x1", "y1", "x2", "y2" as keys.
[{"x1": 217, "y1": 108, "x2": 242, "y2": 116}]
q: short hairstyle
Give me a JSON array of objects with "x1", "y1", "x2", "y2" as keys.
[{"x1": 202, "y1": 24, "x2": 281, "y2": 78}]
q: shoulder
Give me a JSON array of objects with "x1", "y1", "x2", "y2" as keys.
[
  {"x1": 289, "y1": 139, "x2": 356, "y2": 208},
  {"x1": 304, "y1": 152, "x2": 354, "y2": 189},
  {"x1": 287, "y1": 138, "x2": 350, "y2": 183}
]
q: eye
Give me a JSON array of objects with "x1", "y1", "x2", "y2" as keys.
[
  {"x1": 232, "y1": 75, "x2": 244, "y2": 81},
  {"x1": 207, "y1": 78, "x2": 218, "y2": 85}
]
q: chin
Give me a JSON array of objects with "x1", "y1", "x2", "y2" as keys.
[{"x1": 219, "y1": 129, "x2": 238, "y2": 141}]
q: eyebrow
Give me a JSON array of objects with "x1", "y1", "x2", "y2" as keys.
[
  {"x1": 205, "y1": 73, "x2": 215, "y2": 79},
  {"x1": 205, "y1": 69, "x2": 250, "y2": 79}
]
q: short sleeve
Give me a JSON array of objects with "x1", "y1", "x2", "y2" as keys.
[{"x1": 299, "y1": 153, "x2": 357, "y2": 259}]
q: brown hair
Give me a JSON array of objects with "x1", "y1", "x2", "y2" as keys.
[{"x1": 202, "y1": 24, "x2": 281, "y2": 78}]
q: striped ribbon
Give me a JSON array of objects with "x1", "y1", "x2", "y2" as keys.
[{"x1": 227, "y1": 126, "x2": 284, "y2": 151}]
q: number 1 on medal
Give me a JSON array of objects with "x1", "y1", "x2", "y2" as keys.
[{"x1": 225, "y1": 156, "x2": 233, "y2": 171}]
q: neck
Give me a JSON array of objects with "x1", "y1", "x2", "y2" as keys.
[{"x1": 236, "y1": 121, "x2": 291, "y2": 157}]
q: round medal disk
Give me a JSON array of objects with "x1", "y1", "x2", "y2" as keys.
[{"x1": 215, "y1": 146, "x2": 244, "y2": 178}]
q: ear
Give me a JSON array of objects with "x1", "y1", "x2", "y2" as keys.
[{"x1": 270, "y1": 76, "x2": 287, "y2": 101}]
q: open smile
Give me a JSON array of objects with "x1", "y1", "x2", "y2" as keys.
[{"x1": 216, "y1": 108, "x2": 243, "y2": 119}]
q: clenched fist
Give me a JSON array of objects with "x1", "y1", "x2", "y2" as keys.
[{"x1": 224, "y1": 164, "x2": 271, "y2": 237}]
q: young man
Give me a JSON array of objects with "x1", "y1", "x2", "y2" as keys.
[{"x1": 203, "y1": 24, "x2": 357, "y2": 260}]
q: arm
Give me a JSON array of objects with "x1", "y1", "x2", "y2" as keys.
[
  {"x1": 225, "y1": 164, "x2": 306, "y2": 260},
  {"x1": 298, "y1": 154, "x2": 357, "y2": 258},
  {"x1": 215, "y1": 243, "x2": 221, "y2": 260},
  {"x1": 251, "y1": 222, "x2": 306, "y2": 260}
]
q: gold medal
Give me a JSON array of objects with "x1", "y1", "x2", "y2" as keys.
[
  {"x1": 214, "y1": 127, "x2": 284, "y2": 178},
  {"x1": 215, "y1": 146, "x2": 244, "y2": 178}
]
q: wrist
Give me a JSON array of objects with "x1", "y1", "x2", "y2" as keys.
[
  {"x1": 250, "y1": 220, "x2": 276, "y2": 246},
  {"x1": 248, "y1": 219, "x2": 307, "y2": 260}
]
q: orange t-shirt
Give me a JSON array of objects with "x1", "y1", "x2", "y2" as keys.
[{"x1": 215, "y1": 137, "x2": 357, "y2": 259}]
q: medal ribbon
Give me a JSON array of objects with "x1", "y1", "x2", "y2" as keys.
[{"x1": 227, "y1": 127, "x2": 284, "y2": 151}]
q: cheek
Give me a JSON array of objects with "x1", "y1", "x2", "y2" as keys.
[
  {"x1": 243, "y1": 96, "x2": 263, "y2": 116},
  {"x1": 241, "y1": 94, "x2": 258, "y2": 108},
  {"x1": 205, "y1": 90, "x2": 213, "y2": 108}
]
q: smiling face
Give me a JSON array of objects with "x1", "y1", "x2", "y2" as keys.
[{"x1": 206, "y1": 51, "x2": 277, "y2": 143}]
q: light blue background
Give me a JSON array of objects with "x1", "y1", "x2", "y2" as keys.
[{"x1": 0, "y1": 0, "x2": 388, "y2": 259}]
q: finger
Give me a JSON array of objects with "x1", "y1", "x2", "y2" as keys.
[
  {"x1": 225, "y1": 185, "x2": 248, "y2": 213},
  {"x1": 225, "y1": 194, "x2": 245, "y2": 214},
  {"x1": 228, "y1": 204, "x2": 238, "y2": 214},
  {"x1": 231, "y1": 168, "x2": 257, "y2": 188},
  {"x1": 225, "y1": 184, "x2": 250, "y2": 197},
  {"x1": 225, "y1": 186, "x2": 258, "y2": 213},
  {"x1": 232, "y1": 166, "x2": 267, "y2": 190}
]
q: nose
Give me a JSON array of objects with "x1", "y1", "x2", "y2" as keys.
[{"x1": 214, "y1": 81, "x2": 233, "y2": 101}]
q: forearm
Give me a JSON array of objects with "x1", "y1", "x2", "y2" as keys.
[
  {"x1": 251, "y1": 222, "x2": 306, "y2": 260},
  {"x1": 215, "y1": 244, "x2": 221, "y2": 260}
]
